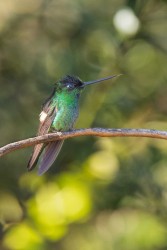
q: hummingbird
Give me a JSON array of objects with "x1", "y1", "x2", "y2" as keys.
[{"x1": 27, "y1": 74, "x2": 119, "y2": 175}]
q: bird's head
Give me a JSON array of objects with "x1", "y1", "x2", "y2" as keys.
[{"x1": 55, "y1": 74, "x2": 120, "y2": 93}]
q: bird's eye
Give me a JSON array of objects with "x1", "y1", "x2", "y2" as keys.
[{"x1": 66, "y1": 83, "x2": 74, "y2": 90}]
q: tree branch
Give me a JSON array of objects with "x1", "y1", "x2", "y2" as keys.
[{"x1": 1, "y1": 128, "x2": 167, "y2": 157}]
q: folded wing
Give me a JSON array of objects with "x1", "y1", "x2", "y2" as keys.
[{"x1": 27, "y1": 99, "x2": 57, "y2": 171}]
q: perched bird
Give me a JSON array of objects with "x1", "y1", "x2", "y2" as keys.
[{"x1": 27, "y1": 74, "x2": 119, "y2": 175}]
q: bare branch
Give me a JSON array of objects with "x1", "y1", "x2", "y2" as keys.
[{"x1": 1, "y1": 128, "x2": 167, "y2": 157}]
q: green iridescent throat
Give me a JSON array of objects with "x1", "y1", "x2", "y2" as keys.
[{"x1": 51, "y1": 86, "x2": 82, "y2": 131}]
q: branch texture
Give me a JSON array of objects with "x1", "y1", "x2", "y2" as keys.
[{"x1": 1, "y1": 128, "x2": 167, "y2": 157}]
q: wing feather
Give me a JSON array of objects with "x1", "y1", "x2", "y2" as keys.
[{"x1": 27, "y1": 99, "x2": 57, "y2": 171}]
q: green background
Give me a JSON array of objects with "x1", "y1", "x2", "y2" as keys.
[{"x1": 0, "y1": 0, "x2": 167, "y2": 249}]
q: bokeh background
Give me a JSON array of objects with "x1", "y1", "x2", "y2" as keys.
[{"x1": 0, "y1": 0, "x2": 167, "y2": 249}]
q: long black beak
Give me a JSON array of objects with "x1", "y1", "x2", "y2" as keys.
[{"x1": 83, "y1": 74, "x2": 121, "y2": 86}]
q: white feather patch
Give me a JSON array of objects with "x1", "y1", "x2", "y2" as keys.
[{"x1": 39, "y1": 111, "x2": 47, "y2": 122}]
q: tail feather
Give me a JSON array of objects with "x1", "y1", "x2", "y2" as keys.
[
  {"x1": 38, "y1": 140, "x2": 64, "y2": 175},
  {"x1": 27, "y1": 143, "x2": 44, "y2": 171}
]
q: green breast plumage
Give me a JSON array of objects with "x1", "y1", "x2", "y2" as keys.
[{"x1": 51, "y1": 89, "x2": 80, "y2": 131}]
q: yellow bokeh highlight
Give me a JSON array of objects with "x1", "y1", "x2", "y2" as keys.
[
  {"x1": 0, "y1": 192, "x2": 23, "y2": 223},
  {"x1": 3, "y1": 222, "x2": 43, "y2": 250},
  {"x1": 85, "y1": 138, "x2": 119, "y2": 180},
  {"x1": 87, "y1": 151, "x2": 118, "y2": 180},
  {"x1": 27, "y1": 183, "x2": 67, "y2": 240},
  {"x1": 60, "y1": 179, "x2": 92, "y2": 221},
  {"x1": 26, "y1": 175, "x2": 92, "y2": 240}
]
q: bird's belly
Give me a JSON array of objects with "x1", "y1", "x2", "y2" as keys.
[{"x1": 51, "y1": 106, "x2": 79, "y2": 131}]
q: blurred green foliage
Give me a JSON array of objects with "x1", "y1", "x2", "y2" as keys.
[{"x1": 0, "y1": 0, "x2": 167, "y2": 249}]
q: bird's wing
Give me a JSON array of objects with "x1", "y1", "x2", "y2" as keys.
[{"x1": 27, "y1": 99, "x2": 57, "y2": 171}]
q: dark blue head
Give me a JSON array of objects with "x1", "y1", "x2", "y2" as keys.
[{"x1": 56, "y1": 74, "x2": 120, "y2": 92}]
